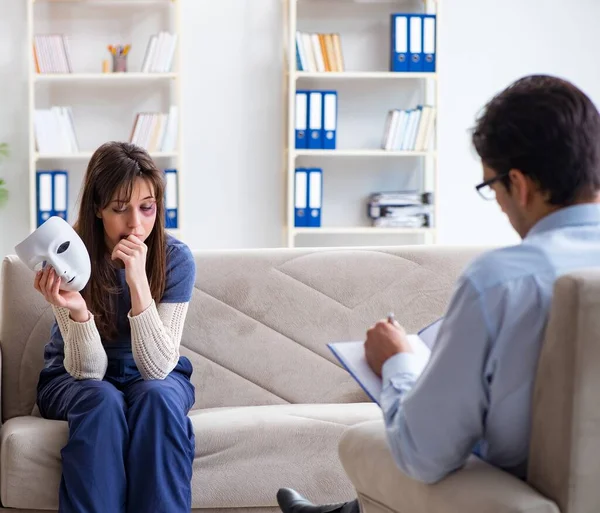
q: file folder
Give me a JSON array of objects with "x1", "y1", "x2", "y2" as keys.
[
  {"x1": 391, "y1": 14, "x2": 409, "y2": 72},
  {"x1": 423, "y1": 15, "x2": 436, "y2": 72},
  {"x1": 52, "y1": 170, "x2": 68, "y2": 221},
  {"x1": 36, "y1": 171, "x2": 53, "y2": 227},
  {"x1": 308, "y1": 91, "x2": 324, "y2": 149},
  {"x1": 165, "y1": 168, "x2": 178, "y2": 229},
  {"x1": 322, "y1": 91, "x2": 337, "y2": 150},
  {"x1": 295, "y1": 91, "x2": 308, "y2": 149},
  {"x1": 308, "y1": 168, "x2": 322, "y2": 227},
  {"x1": 408, "y1": 15, "x2": 424, "y2": 72},
  {"x1": 295, "y1": 168, "x2": 308, "y2": 227}
]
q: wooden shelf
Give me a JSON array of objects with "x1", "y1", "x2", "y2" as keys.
[
  {"x1": 293, "y1": 149, "x2": 435, "y2": 158},
  {"x1": 34, "y1": 0, "x2": 174, "y2": 5},
  {"x1": 35, "y1": 152, "x2": 178, "y2": 160},
  {"x1": 295, "y1": 72, "x2": 437, "y2": 80},
  {"x1": 292, "y1": 227, "x2": 434, "y2": 236},
  {"x1": 34, "y1": 73, "x2": 178, "y2": 82}
]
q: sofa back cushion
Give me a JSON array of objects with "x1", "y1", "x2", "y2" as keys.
[
  {"x1": 528, "y1": 270, "x2": 600, "y2": 513},
  {"x1": 0, "y1": 246, "x2": 480, "y2": 421}
]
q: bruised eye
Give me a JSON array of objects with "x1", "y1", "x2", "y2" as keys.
[
  {"x1": 57, "y1": 241, "x2": 70, "y2": 254},
  {"x1": 141, "y1": 204, "x2": 155, "y2": 211}
]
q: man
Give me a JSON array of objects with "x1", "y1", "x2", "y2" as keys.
[{"x1": 277, "y1": 74, "x2": 600, "y2": 513}]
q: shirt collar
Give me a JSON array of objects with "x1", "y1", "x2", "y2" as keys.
[{"x1": 526, "y1": 203, "x2": 600, "y2": 239}]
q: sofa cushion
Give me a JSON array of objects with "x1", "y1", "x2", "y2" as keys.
[{"x1": 0, "y1": 403, "x2": 380, "y2": 510}]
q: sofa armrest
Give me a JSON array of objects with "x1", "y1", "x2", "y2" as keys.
[{"x1": 338, "y1": 421, "x2": 558, "y2": 513}]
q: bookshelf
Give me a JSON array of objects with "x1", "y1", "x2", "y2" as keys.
[
  {"x1": 26, "y1": 0, "x2": 183, "y2": 238},
  {"x1": 284, "y1": 0, "x2": 440, "y2": 248}
]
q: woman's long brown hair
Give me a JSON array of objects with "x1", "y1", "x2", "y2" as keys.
[{"x1": 74, "y1": 141, "x2": 166, "y2": 341}]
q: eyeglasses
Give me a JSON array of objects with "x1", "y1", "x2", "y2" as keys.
[{"x1": 475, "y1": 173, "x2": 509, "y2": 200}]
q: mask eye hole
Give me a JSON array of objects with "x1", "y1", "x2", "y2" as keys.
[{"x1": 57, "y1": 241, "x2": 70, "y2": 254}]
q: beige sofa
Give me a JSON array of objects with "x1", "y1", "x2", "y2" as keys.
[
  {"x1": 0, "y1": 244, "x2": 569, "y2": 513},
  {"x1": 0, "y1": 245, "x2": 476, "y2": 512}
]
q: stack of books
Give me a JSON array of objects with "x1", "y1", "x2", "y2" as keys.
[
  {"x1": 141, "y1": 32, "x2": 178, "y2": 73},
  {"x1": 34, "y1": 35, "x2": 73, "y2": 74},
  {"x1": 368, "y1": 191, "x2": 433, "y2": 228},
  {"x1": 296, "y1": 32, "x2": 345, "y2": 72},
  {"x1": 34, "y1": 107, "x2": 79, "y2": 155},
  {"x1": 129, "y1": 106, "x2": 178, "y2": 152},
  {"x1": 381, "y1": 105, "x2": 436, "y2": 152}
]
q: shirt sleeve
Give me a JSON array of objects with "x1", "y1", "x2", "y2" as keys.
[
  {"x1": 128, "y1": 241, "x2": 196, "y2": 380},
  {"x1": 128, "y1": 300, "x2": 189, "y2": 380},
  {"x1": 161, "y1": 242, "x2": 196, "y2": 303},
  {"x1": 379, "y1": 275, "x2": 491, "y2": 484},
  {"x1": 52, "y1": 305, "x2": 108, "y2": 380}
]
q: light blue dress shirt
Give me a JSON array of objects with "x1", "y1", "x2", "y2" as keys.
[{"x1": 380, "y1": 204, "x2": 600, "y2": 484}]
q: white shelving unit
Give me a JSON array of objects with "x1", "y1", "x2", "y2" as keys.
[
  {"x1": 284, "y1": 0, "x2": 440, "y2": 248},
  {"x1": 26, "y1": 0, "x2": 183, "y2": 239}
]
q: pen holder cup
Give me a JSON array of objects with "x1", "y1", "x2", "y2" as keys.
[{"x1": 112, "y1": 55, "x2": 128, "y2": 73}]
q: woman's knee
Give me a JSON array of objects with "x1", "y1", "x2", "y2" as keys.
[
  {"x1": 128, "y1": 380, "x2": 191, "y2": 417},
  {"x1": 71, "y1": 380, "x2": 126, "y2": 416}
]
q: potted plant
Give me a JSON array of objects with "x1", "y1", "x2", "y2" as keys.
[{"x1": 0, "y1": 143, "x2": 8, "y2": 208}]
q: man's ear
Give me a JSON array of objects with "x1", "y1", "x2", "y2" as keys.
[{"x1": 508, "y1": 169, "x2": 530, "y2": 207}]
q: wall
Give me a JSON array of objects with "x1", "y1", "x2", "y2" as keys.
[{"x1": 2, "y1": 0, "x2": 600, "y2": 258}]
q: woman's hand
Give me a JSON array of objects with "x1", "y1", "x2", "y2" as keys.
[
  {"x1": 111, "y1": 235, "x2": 153, "y2": 315},
  {"x1": 111, "y1": 235, "x2": 150, "y2": 290},
  {"x1": 34, "y1": 266, "x2": 89, "y2": 322}
]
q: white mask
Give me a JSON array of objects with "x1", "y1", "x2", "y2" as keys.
[{"x1": 15, "y1": 216, "x2": 91, "y2": 292}]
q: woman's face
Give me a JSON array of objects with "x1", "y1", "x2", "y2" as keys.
[{"x1": 98, "y1": 177, "x2": 157, "y2": 252}]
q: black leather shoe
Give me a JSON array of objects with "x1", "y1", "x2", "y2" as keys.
[{"x1": 277, "y1": 488, "x2": 347, "y2": 513}]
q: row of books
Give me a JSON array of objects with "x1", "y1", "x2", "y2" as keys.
[
  {"x1": 36, "y1": 169, "x2": 180, "y2": 228},
  {"x1": 34, "y1": 107, "x2": 79, "y2": 154},
  {"x1": 296, "y1": 32, "x2": 345, "y2": 73},
  {"x1": 295, "y1": 90, "x2": 338, "y2": 150},
  {"x1": 381, "y1": 105, "x2": 436, "y2": 152},
  {"x1": 34, "y1": 105, "x2": 178, "y2": 154},
  {"x1": 33, "y1": 31, "x2": 177, "y2": 74},
  {"x1": 390, "y1": 14, "x2": 437, "y2": 72},
  {"x1": 141, "y1": 32, "x2": 178, "y2": 73},
  {"x1": 129, "y1": 107, "x2": 178, "y2": 153},
  {"x1": 368, "y1": 191, "x2": 433, "y2": 228},
  {"x1": 293, "y1": 174, "x2": 434, "y2": 229},
  {"x1": 294, "y1": 168, "x2": 323, "y2": 227},
  {"x1": 34, "y1": 34, "x2": 73, "y2": 74}
]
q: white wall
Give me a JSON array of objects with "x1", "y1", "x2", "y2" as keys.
[
  {"x1": 2, "y1": 0, "x2": 600, "y2": 258},
  {"x1": 437, "y1": 0, "x2": 600, "y2": 246}
]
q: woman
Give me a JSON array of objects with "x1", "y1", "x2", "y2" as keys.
[{"x1": 34, "y1": 141, "x2": 196, "y2": 513}]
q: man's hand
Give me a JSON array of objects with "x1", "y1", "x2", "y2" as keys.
[{"x1": 365, "y1": 319, "x2": 413, "y2": 377}]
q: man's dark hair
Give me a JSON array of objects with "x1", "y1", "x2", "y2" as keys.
[{"x1": 472, "y1": 75, "x2": 600, "y2": 205}]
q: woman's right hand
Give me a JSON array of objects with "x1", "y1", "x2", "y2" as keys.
[{"x1": 34, "y1": 266, "x2": 89, "y2": 322}]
